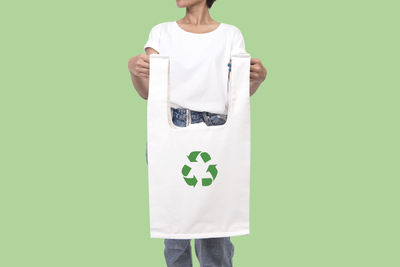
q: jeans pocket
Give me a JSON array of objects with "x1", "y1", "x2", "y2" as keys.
[
  {"x1": 172, "y1": 117, "x2": 187, "y2": 127},
  {"x1": 209, "y1": 115, "x2": 227, "y2": 126}
]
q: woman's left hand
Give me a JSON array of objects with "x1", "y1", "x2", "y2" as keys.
[
  {"x1": 250, "y1": 58, "x2": 267, "y2": 84},
  {"x1": 249, "y1": 58, "x2": 267, "y2": 96},
  {"x1": 228, "y1": 57, "x2": 267, "y2": 96}
]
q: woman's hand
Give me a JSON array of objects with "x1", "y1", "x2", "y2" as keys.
[
  {"x1": 128, "y1": 54, "x2": 150, "y2": 78},
  {"x1": 250, "y1": 58, "x2": 267, "y2": 84},
  {"x1": 128, "y1": 54, "x2": 152, "y2": 99},
  {"x1": 249, "y1": 58, "x2": 267, "y2": 96}
]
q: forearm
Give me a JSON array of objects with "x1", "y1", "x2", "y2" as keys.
[{"x1": 130, "y1": 71, "x2": 149, "y2": 100}]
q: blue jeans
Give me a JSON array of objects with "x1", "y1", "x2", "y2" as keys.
[{"x1": 146, "y1": 107, "x2": 234, "y2": 267}]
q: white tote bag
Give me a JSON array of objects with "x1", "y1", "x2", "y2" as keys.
[{"x1": 147, "y1": 53, "x2": 251, "y2": 239}]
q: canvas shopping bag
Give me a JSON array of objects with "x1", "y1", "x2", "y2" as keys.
[{"x1": 147, "y1": 53, "x2": 251, "y2": 239}]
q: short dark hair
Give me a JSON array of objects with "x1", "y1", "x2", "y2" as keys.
[{"x1": 207, "y1": 0, "x2": 216, "y2": 9}]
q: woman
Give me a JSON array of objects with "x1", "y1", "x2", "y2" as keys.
[{"x1": 128, "y1": 0, "x2": 267, "y2": 266}]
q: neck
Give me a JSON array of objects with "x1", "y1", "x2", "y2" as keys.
[{"x1": 182, "y1": 3, "x2": 213, "y2": 25}]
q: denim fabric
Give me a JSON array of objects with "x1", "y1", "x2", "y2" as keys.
[
  {"x1": 170, "y1": 107, "x2": 228, "y2": 127},
  {"x1": 164, "y1": 237, "x2": 234, "y2": 267},
  {"x1": 146, "y1": 107, "x2": 234, "y2": 267}
]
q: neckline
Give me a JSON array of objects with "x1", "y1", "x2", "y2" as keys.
[{"x1": 174, "y1": 21, "x2": 223, "y2": 35}]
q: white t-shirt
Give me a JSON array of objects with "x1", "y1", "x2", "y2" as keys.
[{"x1": 143, "y1": 21, "x2": 247, "y2": 115}]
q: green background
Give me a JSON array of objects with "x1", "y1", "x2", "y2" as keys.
[{"x1": 1, "y1": 0, "x2": 399, "y2": 266}]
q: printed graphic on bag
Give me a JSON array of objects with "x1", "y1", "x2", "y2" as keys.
[{"x1": 181, "y1": 151, "x2": 218, "y2": 187}]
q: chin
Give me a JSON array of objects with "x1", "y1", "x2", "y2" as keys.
[{"x1": 176, "y1": 0, "x2": 187, "y2": 8}]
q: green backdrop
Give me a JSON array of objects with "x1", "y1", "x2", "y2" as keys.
[{"x1": 1, "y1": 0, "x2": 399, "y2": 266}]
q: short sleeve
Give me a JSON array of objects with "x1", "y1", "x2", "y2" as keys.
[
  {"x1": 231, "y1": 27, "x2": 247, "y2": 55},
  {"x1": 144, "y1": 23, "x2": 162, "y2": 53}
]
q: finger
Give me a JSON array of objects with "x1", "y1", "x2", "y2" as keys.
[
  {"x1": 250, "y1": 65, "x2": 260, "y2": 72},
  {"x1": 141, "y1": 54, "x2": 150, "y2": 63},
  {"x1": 137, "y1": 66, "x2": 150, "y2": 75},
  {"x1": 250, "y1": 72, "x2": 258, "y2": 79},
  {"x1": 250, "y1": 58, "x2": 260, "y2": 65},
  {"x1": 137, "y1": 71, "x2": 149, "y2": 78},
  {"x1": 139, "y1": 60, "x2": 150, "y2": 69},
  {"x1": 134, "y1": 68, "x2": 149, "y2": 77}
]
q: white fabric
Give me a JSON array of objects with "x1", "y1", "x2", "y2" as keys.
[
  {"x1": 147, "y1": 52, "x2": 251, "y2": 239},
  {"x1": 143, "y1": 21, "x2": 247, "y2": 115}
]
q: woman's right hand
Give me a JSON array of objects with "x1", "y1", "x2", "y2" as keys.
[{"x1": 128, "y1": 54, "x2": 150, "y2": 78}]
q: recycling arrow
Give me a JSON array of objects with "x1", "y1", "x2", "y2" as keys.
[
  {"x1": 181, "y1": 164, "x2": 198, "y2": 187},
  {"x1": 187, "y1": 151, "x2": 201, "y2": 162},
  {"x1": 181, "y1": 151, "x2": 218, "y2": 187},
  {"x1": 202, "y1": 164, "x2": 218, "y2": 186},
  {"x1": 200, "y1": 152, "x2": 211, "y2": 163},
  {"x1": 184, "y1": 175, "x2": 198, "y2": 187}
]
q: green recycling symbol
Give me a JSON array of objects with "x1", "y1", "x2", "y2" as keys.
[{"x1": 181, "y1": 151, "x2": 218, "y2": 187}]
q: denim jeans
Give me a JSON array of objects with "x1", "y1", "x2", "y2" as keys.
[{"x1": 146, "y1": 107, "x2": 234, "y2": 267}]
